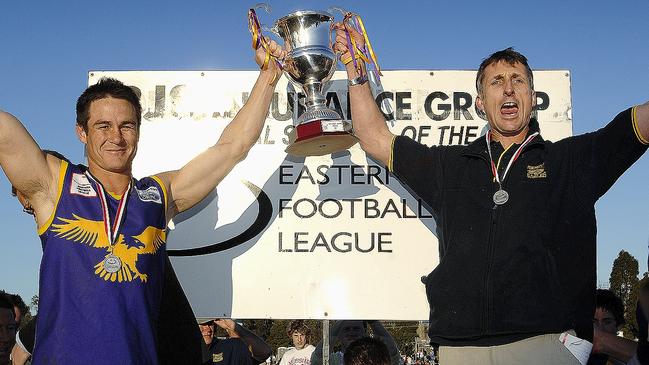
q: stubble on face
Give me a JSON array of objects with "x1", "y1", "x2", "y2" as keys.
[
  {"x1": 476, "y1": 61, "x2": 536, "y2": 144},
  {"x1": 77, "y1": 97, "x2": 139, "y2": 177}
]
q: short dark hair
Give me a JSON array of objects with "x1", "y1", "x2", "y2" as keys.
[
  {"x1": 0, "y1": 291, "x2": 16, "y2": 319},
  {"x1": 476, "y1": 47, "x2": 534, "y2": 96},
  {"x1": 286, "y1": 320, "x2": 311, "y2": 338},
  {"x1": 8, "y1": 293, "x2": 28, "y2": 324},
  {"x1": 344, "y1": 337, "x2": 390, "y2": 365},
  {"x1": 76, "y1": 77, "x2": 142, "y2": 131},
  {"x1": 596, "y1": 289, "x2": 625, "y2": 326}
]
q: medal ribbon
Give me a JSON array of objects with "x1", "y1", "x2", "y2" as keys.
[
  {"x1": 85, "y1": 172, "x2": 131, "y2": 247},
  {"x1": 485, "y1": 131, "x2": 539, "y2": 186},
  {"x1": 341, "y1": 12, "x2": 382, "y2": 83},
  {"x1": 247, "y1": 8, "x2": 282, "y2": 72}
]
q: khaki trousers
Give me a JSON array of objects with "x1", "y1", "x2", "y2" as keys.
[{"x1": 439, "y1": 332, "x2": 583, "y2": 365}]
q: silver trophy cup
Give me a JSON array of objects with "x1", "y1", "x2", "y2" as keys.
[{"x1": 272, "y1": 10, "x2": 357, "y2": 156}]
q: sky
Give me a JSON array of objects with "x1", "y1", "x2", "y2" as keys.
[{"x1": 0, "y1": 0, "x2": 648, "y2": 307}]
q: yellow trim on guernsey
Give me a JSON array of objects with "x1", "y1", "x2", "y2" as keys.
[
  {"x1": 38, "y1": 160, "x2": 69, "y2": 235},
  {"x1": 388, "y1": 135, "x2": 397, "y2": 172},
  {"x1": 150, "y1": 175, "x2": 168, "y2": 213},
  {"x1": 107, "y1": 191, "x2": 123, "y2": 200},
  {"x1": 632, "y1": 106, "x2": 649, "y2": 145}
]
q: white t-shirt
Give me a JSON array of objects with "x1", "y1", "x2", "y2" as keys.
[{"x1": 279, "y1": 345, "x2": 316, "y2": 365}]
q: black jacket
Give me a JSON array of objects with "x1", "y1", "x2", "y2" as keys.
[
  {"x1": 392, "y1": 108, "x2": 647, "y2": 346},
  {"x1": 158, "y1": 256, "x2": 203, "y2": 364}
]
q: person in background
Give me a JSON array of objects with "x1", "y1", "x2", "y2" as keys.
[
  {"x1": 589, "y1": 289, "x2": 637, "y2": 365},
  {"x1": 344, "y1": 337, "x2": 390, "y2": 365},
  {"x1": 0, "y1": 293, "x2": 16, "y2": 365},
  {"x1": 311, "y1": 320, "x2": 400, "y2": 365},
  {"x1": 279, "y1": 320, "x2": 315, "y2": 365},
  {"x1": 10, "y1": 315, "x2": 35, "y2": 365},
  {"x1": 200, "y1": 318, "x2": 272, "y2": 365}
]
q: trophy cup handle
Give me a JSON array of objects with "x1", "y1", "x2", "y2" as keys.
[
  {"x1": 328, "y1": 6, "x2": 349, "y2": 58},
  {"x1": 251, "y1": 3, "x2": 275, "y2": 37},
  {"x1": 252, "y1": 2, "x2": 272, "y2": 13},
  {"x1": 328, "y1": 6, "x2": 348, "y2": 17}
]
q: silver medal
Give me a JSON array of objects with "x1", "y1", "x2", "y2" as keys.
[
  {"x1": 103, "y1": 254, "x2": 122, "y2": 273},
  {"x1": 493, "y1": 189, "x2": 509, "y2": 205}
]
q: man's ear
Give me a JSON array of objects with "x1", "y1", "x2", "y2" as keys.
[
  {"x1": 76, "y1": 124, "x2": 87, "y2": 144},
  {"x1": 531, "y1": 90, "x2": 537, "y2": 108},
  {"x1": 476, "y1": 95, "x2": 484, "y2": 113}
]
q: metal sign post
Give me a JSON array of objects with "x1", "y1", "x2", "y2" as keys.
[{"x1": 323, "y1": 319, "x2": 330, "y2": 365}]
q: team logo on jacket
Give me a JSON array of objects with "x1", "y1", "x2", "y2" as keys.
[
  {"x1": 136, "y1": 186, "x2": 162, "y2": 204},
  {"x1": 51, "y1": 214, "x2": 166, "y2": 283},
  {"x1": 526, "y1": 163, "x2": 547, "y2": 179},
  {"x1": 212, "y1": 353, "x2": 224, "y2": 362},
  {"x1": 70, "y1": 173, "x2": 97, "y2": 197}
]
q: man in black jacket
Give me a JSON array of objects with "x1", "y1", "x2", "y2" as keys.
[
  {"x1": 334, "y1": 22, "x2": 649, "y2": 365},
  {"x1": 200, "y1": 319, "x2": 271, "y2": 365}
]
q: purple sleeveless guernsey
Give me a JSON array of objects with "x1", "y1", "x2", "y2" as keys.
[{"x1": 33, "y1": 161, "x2": 168, "y2": 364}]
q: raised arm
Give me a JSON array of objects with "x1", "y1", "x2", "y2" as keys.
[
  {"x1": 156, "y1": 40, "x2": 286, "y2": 218},
  {"x1": 592, "y1": 327, "x2": 637, "y2": 363},
  {"x1": 214, "y1": 319, "x2": 272, "y2": 363},
  {"x1": 333, "y1": 22, "x2": 395, "y2": 166},
  {"x1": 0, "y1": 111, "x2": 60, "y2": 225}
]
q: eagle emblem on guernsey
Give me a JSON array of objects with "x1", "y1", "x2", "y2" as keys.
[{"x1": 52, "y1": 214, "x2": 166, "y2": 283}]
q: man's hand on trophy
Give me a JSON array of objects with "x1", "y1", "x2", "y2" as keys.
[
  {"x1": 254, "y1": 36, "x2": 286, "y2": 82},
  {"x1": 332, "y1": 22, "x2": 366, "y2": 67}
]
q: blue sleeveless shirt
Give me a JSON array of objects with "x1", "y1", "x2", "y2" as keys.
[{"x1": 33, "y1": 161, "x2": 168, "y2": 364}]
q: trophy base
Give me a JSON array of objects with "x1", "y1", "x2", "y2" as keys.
[{"x1": 285, "y1": 120, "x2": 358, "y2": 156}]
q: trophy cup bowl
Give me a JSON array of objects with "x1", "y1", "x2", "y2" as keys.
[{"x1": 273, "y1": 10, "x2": 357, "y2": 156}]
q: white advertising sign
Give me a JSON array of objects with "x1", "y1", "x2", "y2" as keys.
[{"x1": 89, "y1": 70, "x2": 572, "y2": 320}]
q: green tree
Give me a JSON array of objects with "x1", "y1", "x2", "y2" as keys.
[
  {"x1": 30, "y1": 295, "x2": 38, "y2": 314},
  {"x1": 266, "y1": 319, "x2": 291, "y2": 351},
  {"x1": 609, "y1": 250, "x2": 640, "y2": 338}
]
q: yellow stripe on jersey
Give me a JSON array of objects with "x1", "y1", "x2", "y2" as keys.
[
  {"x1": 632, "y1": 106, "x2": 649, "y2": 145},
  {"x1": 388, "y1": 135, "x2": 397, "y2": 172},
  {"x1": 38, "y1": 160, "x2": 69, "y2": 235}
]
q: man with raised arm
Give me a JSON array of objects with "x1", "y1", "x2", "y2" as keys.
[
  {"x1": 334, "y1": 23, "x2": 648, "y2": 365},
  {"x1": 0, "y1": 39, "x2": 285, "y2": 364}
]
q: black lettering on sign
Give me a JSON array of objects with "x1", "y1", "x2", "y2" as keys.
[
  {"x1": 401, "y1": 126, "x2": 417, "y2": 140},
  {"x1": 438, "y1": 126, "x2": 450, "y2": 145},
  {"x1": 375, "y1": 91, "x2": 394, "y2": 120},
  {"x1": 418, "y1": 126, "x2": 431, "y2": 143},
  {"x1": 296, "y1": 93, "x2": 306, "y2": 118},
  {"x1": 453, "y1": 92, "x2": 473, "y2": 120},
  {"x1": 396, "y1": 92, "x2": 412, "y2": 120},
  {"x1": 464, "y1": 126, "x2": 479, "y2": 144},
  {"x1": 277, "y1": 231, "x2": 393, "y2": 253},
  {"x1": 438, "y1": 125, "x2": 482, "y2": 146},
  {"x1": 424, "y1": 92, "x2": 450, "y2": 121},
  {"x1": 326, "y1": 92, "x2": 345, "y2": 119},
  {"x1": 532, "y1": 91, "x2": 550, "y2": 119},
  {"x1": 279, "y1": 197, "x2": 433, "y2": 219}
]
